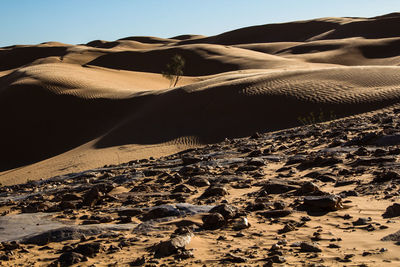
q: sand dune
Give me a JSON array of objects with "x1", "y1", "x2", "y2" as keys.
[{"x1": 1, "y1": 13, "x2": 400, "y2": 184}]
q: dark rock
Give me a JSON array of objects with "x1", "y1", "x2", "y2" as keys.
[
  {"x1": 209, "y1": 204, "x2": 237, "y2": 220},
  {"x1": 352, "y1": 217, "x2": 370, "y2": 226},
  {"x1": 381, "y1": 230, "x2": 400, "y2": 242},
  {"x1": 261, "y1": 181, "x2": 299, "y2": 194},
  {"x1": 130, "y1": 256, "x2": 146, "y2": 266},
  {"x1": 142, "y1": 205, "x2": 181, "y2": 221},
  {"x1": 372, "y1": 171, "x2": 400, "y2": 183},
  {"x1": 202, "y1": 213, "x2": 225, "y2": 230},
  {"x1": 373, "y1": 134, "x2": 400, "y2": 146},
  {"x1": 383, "y1": 203, "x2": 400, "y2": 218},
  {"x1": 172, "y1": 184, "x2": 196, "y2": 193},
  {"x1": 248, "y1": 149, "x2": 262, "y2": 157},
  {"x1": 62, "y1": 193, "x2": 82, "y2": 202},
  {"x1": 247, "y1": 158, "x2": 265, "y2": 166},
  {"x1": 236, "y1": 165, "x2": 259, "y2": 172},
  {"x1": 21, "y1": 202, "x2": 50, "y2": 213},
  {"x1": 187, "y1": 176, "x2": 210, "y2": 187},
  {"x1": 1, "y1": 241, "x2": 20, "y2": 251},
  {"x1": 182, "y1": 155, "x2": 203, "y2": 165},
  {"x1": 335, "y1": 179, "x2": 357, "y2": 187},
  {"x1": 273, "y1": 201, "x2": 286, "y2": 210},
  {"x1": 82, "y1": 220, "x2": 100, "y2": 225},
  {"x1": 270, "y1": 255, "x2": 286, "y2": 263},
  {"x1": 152, "y1": 232, "x2": 193, "y2": 258},
  {"x1": 352, "y1": 157, "x2": 396, "y2": 167},
  {"x1": 257, "y1": 209, "x2": 292, "y2": 218},
  {"x1": 222, "y1": 253, "x2": 247, "y2": 263},
  {"x1": 21, "y1": 227, "x2": 103, "y2": 245},
  {"x1": 58, "y1": 252, "x2": 86, "y2": 266},
  {"x1": 117, "y1": 208, "x2": 143, "y2": 217},
  {"x1": 303, "y1": 195, "x2": 342, "y2": 211},
  {"x1": 340, "y1": 190, "x2": 359, "y2": 197},
  {"x1": 296, "y1": 181, "x2": 323, "y2": 196},
  {"x1": 59, "y1": 201, "x2": 78, "y2": 210},
  {"x1": 200, "y1": 185, "x2": 229, "y2": 198},
  {"x1": 176, "y1": 250, "x2": 194, "y2": 259},
  {"x1": 246, "y1": 202, "x2": 269, "y2": 211},
  {"x1": 300, "y1": 242, "x2": 322, "y2": 252},
  {"x1": 297, "y1": 156, "x2": 342, "y2": 170},
  {"x1": 279, "y1": 223, "x2": 296, "y2": 234},
  {"x1": 91, "y1": 215, "x2": 114, "y2": 223},
  {"x1": 233, "y1": 217, "x2": 250, "y2": 230},
  {"x1": 82, "y1": 188, "x2": 102, "y2": 207},
  {"x1": 345, "y1": 132, "x2": 380, "y2": 146},
  {"x1": 74, "y1": 242, "x2": 102, "y2": 257},
  {"x1": 118, "y1": 216, "x2": 132, "y2": 224}
]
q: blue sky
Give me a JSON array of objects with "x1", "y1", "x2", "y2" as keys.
[{"x1": 1, "y1": 0, "x2": 399, "y2": 47}]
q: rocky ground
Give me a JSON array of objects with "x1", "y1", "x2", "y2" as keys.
[{"x1": 1, "y1": 105, "x2": 400, "y2": 266}]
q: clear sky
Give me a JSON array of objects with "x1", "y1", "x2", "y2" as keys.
[{"x1": 1, "y1": 0, "x2": 399, "y2": 47}]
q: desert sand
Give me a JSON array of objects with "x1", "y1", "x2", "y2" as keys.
[
  {"x1": 0, "y1": 13, "x2": 400, "y2": 266},
  {"x1": 2, "y1": 13, "x2": 400, "y2": 184}
]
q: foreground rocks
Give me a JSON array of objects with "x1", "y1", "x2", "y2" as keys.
[{"x1": 0, "y1": 105, "x2": 400, "y2": 265}]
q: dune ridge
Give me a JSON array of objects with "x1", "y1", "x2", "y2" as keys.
[{"x1": 1, "y1": 13, "x2": 400, "y2": 184}]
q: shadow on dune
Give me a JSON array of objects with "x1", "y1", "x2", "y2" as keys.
[
  {"x1": 86, "y1": 47, "x2": 239, "y2": 76},
  {"x1": 0, "y1": 83, "x2": 154, "y2": 171},
  {"x1": 0, "y1": 46, "x2": 67, "y2": 71},
  {"x1": 94, "y1": 83, "x2": 400, "y2": 149}
]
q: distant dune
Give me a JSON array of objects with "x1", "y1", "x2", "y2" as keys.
[{"x1": 1, "y1": 13, "x2": 400, "y2": 185}]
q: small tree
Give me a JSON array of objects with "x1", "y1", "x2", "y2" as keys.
[{"x1": 162, "y1": 54, "x2": 185, "y2": 87}]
